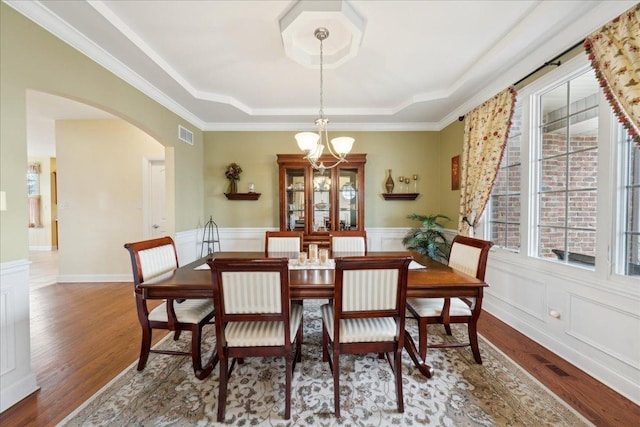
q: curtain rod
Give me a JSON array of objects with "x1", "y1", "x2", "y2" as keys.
[{"x1": 458, "y1": 38, "x2": 586, "y2": 121}]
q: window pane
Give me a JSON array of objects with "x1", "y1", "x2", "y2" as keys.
[
  {"x1": 540, "y1": 156, "x2": 567, "y2": 192},
  {"x1": 541, "y1": 82, "x2": 568, "y2": 126},
  {"x1": 508, "y1": 197, "x2": 521, "y2": 224},
  {"x1": 568, "y1": 229, "x2": 596, "y2": 259},
  {"x1": 569, "y1": 116, "x2": 598, "y2": 153},
  {"x1": 567, "y1": 190, "x2": 597, "y2": 229},
  {"x1": 568, "y1": 150, "x2": 598, "y2": 190},
  {"x1": 539, "y1": 226, "x2": 566, "y2": 260},
  {"x1": 569, "y1": 70, "x2": 599, "y2": 115},
  {"x1": 536, "y1": 68, "x2": 600, "y2": 270},
  {"x1": 508, "y1": 164, "x2": 521, "y2": 194},
  {"x1": 541, "y1": 119, "x2": 568, "y2": 158},
  {"x1": 540, "y1": 192, "x2": 566, "y2": 227},
  {"x1": 491, "y1": 222, "x2": 506, "y2": 247},
  {"x1": 507, "y1": 224, "x2": 520, "y2": 250},
  {"x1": 493, "y1": 166, "x2": 507, "y2": 196}
]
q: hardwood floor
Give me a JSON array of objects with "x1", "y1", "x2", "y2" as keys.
[{"x1": 1, "y1": 254, "x2": 638, "y2": 426}]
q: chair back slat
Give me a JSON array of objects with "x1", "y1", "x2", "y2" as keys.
[
  {"x1": 268, "y1": 237, "x2": 301, "y2": 254},
  {"x1": 342, "y1": 269, "x2": 399, "y2": 311},
  {"x1": 124, "y1": 236, "x2": 179, "y2": 286},
  {"x1": 265, "y1": 231, "x2": 303, "y2": 255},
  {"x1": 334, "y1": 256, "x2": 411, "y2": 319},
  {"x1": 447, "y1": 235, "x2": 494, "y2": 281},
  {"x1": 330, "y1": 230, "x2": 367, "y2": 255},
  {"x1": 332, "y1": 237, "x2": 366, "y2": 254},
  {"x1": 139, "y1": 245, "x2": 178, "y2": 282},
  {"x1": 221, "y1": 271, "x2": 282, "y2": 314},
  {"x1": 448, "y1": 244, "x2": 481, "y2": 278}
]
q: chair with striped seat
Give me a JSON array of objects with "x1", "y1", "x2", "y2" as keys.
[
  {"x1": 124, "y1": 236, "x2": 216, "y2": 379},
  {"x1": 406, "y1": 235, "x2": 493, "y2": 363},
  {"x1": 329, "y1": 230, "x2": 367, "y2": 255},
  {"x1": 264, "y1": 230, "x2": 304, "y2": 255},
  {"x1": 321, "y1": 255, "x2": 411, "y2": 417},
  {"x1": 207, "y1": 257, "x2": 303, "y2": 422}
]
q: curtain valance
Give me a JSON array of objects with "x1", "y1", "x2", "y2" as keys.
[{"x1": 584, "y1": 3, "x2": 640, "y2": 144}]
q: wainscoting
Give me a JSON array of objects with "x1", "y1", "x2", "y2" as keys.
[
  {"x1": 0, "y1": 259, "x2": 38, "y2": 412},
  {"x1": 484, "y1": 249, "x2": 640, "y2": 405}
]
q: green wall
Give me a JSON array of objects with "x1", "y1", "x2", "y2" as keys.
[
  {"x1": 0, "y1": 3, "x2": 205, "y2": 262},
  {"x1": 438, "y1": 120, "x2": 465, "y2": 229},
  {"x1": 204, "y1": 131, "x2": 460, "y2": 228}
]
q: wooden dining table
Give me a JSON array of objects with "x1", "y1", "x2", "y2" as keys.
[{"x1": 138, "y1": 251, "x2": 486, "y2": 379}]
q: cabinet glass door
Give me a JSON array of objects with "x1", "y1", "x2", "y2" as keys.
[
  {"x1": 312, "y1": 170, "x2": 331, "y2": 231},
  {"x1": 338, "y1": 168, "x2": 358, "y2": 230},
  {"x1": 285, "y1": 168, "x2": 305, "y2": 231}
]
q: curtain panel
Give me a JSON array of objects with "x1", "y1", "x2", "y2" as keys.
[
  {"x1": 28, "y1": 195, "x2": 42, "y2": 228},
  {"x1": 458, "y1": 87, "x2": 517, "y2": 236},
  {"x1": 584, "y1": 3, "x2": 640, "y2": 144}
]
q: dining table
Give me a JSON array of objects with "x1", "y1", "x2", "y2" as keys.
[{"x1": 138, "y1": 251, "x2": 486, "y2": 379}]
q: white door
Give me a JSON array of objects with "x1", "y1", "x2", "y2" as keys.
[{"x1": 147, "y1": 159, "x2": 166, "y2": 238}]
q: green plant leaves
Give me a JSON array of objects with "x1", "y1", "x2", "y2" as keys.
[{"x1": 402, "y1": 214, "x2": 451, "y2": 262}]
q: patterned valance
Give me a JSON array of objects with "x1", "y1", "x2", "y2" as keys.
[
  {"x1": 28, "y1": 163, "x2": 41, "y2": 174},
  {"x1": 584, "y1": 3, "x2": 640, "y2": 144},
  {"x1": 459, "y1": 87, "x2": 518, "y2": 236}
]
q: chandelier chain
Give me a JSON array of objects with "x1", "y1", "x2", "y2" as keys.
[
  {"x1": 294, "y1": 27, "x2": 354, "y2": 172},
  {"x1": 319, "y1": 33, "x2": 324, "y2": 119}
]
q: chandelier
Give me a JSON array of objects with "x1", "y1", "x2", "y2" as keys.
[{"x1": 295, "y1": 28, "x2": 354, "y2": 173}]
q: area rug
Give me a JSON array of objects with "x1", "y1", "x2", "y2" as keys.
[{"x1": 60, "y1": 300, "x2": 591, "y2": 426}]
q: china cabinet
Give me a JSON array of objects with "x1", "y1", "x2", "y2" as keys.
[{"x1": 277, "y1": 153, "x2": 366, "y2": 249}]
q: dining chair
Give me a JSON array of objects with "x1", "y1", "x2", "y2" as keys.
[
  {"x1": 207, "y1": 257, "x2": 303, "y2": 422},
  {"x1": 264, "y1": 230, "x2": 304, "y2": 255},
  {"x1": 124, "y1": 236, "x2": 216, "y2": 379},
  {"x1": 321, "y1": 255, "x2": 412, "y2": 417},
  {"x1": 329, "y1": 230, "x2": 367, "y2": 255},
  {"x1": 406, "y1": 235, "x2": 493, "y2": 363}
]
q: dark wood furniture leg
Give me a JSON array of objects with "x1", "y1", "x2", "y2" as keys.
[{"x1": 403, "y1": 330, "x2": 433, "y2": 378}]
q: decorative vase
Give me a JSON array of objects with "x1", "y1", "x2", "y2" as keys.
[
  {"x1": 385, "y1": 169, "x2": 395, "y2": 193},
  {"x1": 228, "y1": 179, "x2": 237, "y2": 194}
]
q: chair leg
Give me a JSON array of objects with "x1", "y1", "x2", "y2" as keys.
[
  {"x1": 322, "y1": 327, "x2": 329, "y2": 362},
  {"x1": 173, "y1": 330, "x2": 182, "y2": 340},
  {"x1": 137, "y1": 326, "x2": 152, "y2": 371},
  {"x1": 190, "y1": 325, "x2": 203, "y2": 375},
  {"x1": 217, "y1": 356, "x2": 228, "y2": 422},
  {"x1": 333, "y1": 351, "x2": 341, "y2": 418},
  {"x1": 468, "y1": 320, "x2": 482, "y2": 364},
  {"x1": 285, "y1": 355, "x2": 292, "y2": 420},
  {"x1": 418, "y1": 317, "x2": 428, "y2": 361},
  {"x1": 295, "y1": 323, "x2": 303, "y2": 364},
  {"x1": 394, "y1": 348, "x2": 404, "y2": 413},
  {"x1": 442, "y1": 298, "x2": 452, "y2": 336}
]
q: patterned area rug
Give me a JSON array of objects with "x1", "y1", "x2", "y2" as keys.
[{"x1": 61, "y1": 300, "x2": 590, "y2": 426}]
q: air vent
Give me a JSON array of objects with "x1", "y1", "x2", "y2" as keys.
[{"x1": 178, "y1": 125, "x2": 194, "y2": 145}]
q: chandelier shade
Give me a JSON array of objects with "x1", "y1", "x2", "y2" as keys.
[{"x1": 295, "y1": 27, "x2": 354, "y2": 172}]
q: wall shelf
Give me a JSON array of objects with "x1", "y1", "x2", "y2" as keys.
[
  {"x1": 382, "y1": 193, "x2": 419, "y2": 200},
  {"x1": 224, "y1": 192, "x2": 261, "y2": 200}
]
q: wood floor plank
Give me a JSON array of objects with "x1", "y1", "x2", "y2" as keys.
[
  {"x1": 477, "y1": 312, "x2": 640, "y2": 427},
  {"x1": 1, "y1": 271, "x2": 638, "y2": 426},
  {"x1": 0, "y1": 282, "x2": 166, "y2": 427}
]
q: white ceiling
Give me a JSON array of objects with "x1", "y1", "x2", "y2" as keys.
[{"x1": 10, "y1": 0, "x2": 636, "y2": 156}]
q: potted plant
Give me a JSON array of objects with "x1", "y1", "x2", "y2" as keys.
[{"x1": 402, "y1": 213, "x2": 451, "y2": 262}]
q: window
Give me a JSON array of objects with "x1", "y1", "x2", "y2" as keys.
[
  {"x1": 535, "y1": 69, "x2": 599, "y2": 268},
  {"x1": 619, "y1": 126, "x2": 640, "y2": 276},
  {"x1": 27, "y1": 171, "x2": 40, "y2": 196},
  {"x1": 489, "y1": 98, "x2": 522, "y2": 251}
]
